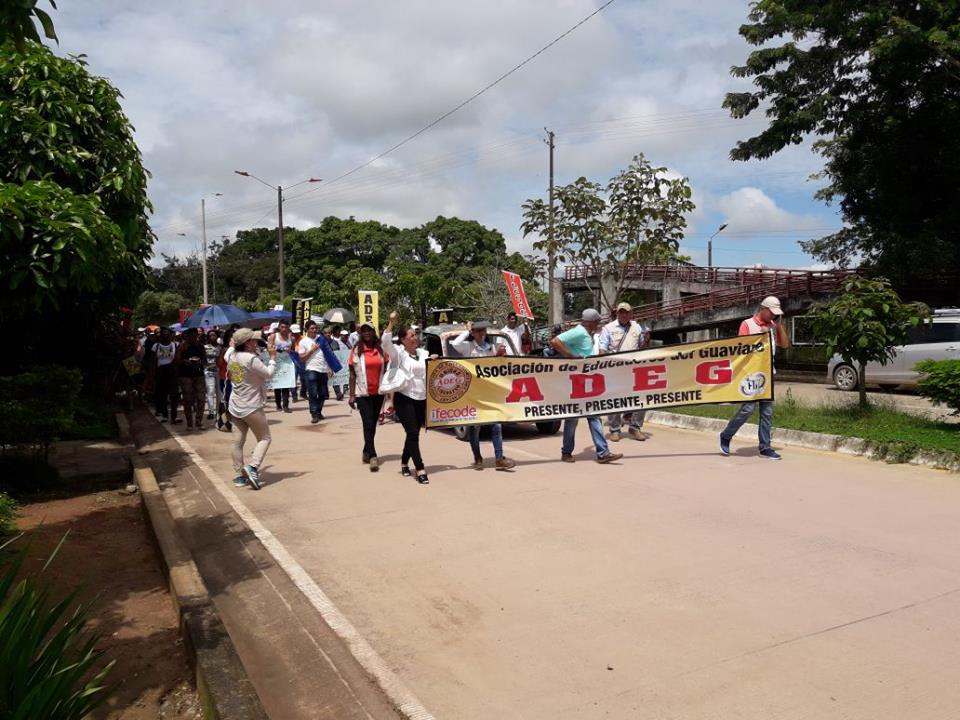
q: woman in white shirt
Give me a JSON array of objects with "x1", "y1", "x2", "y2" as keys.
[
  {"x1": 227, "y1": 328, "x2": 277, "y2": 490},
  {"x1": 382, "y1": 311, "x2": 431, "y2": 484}
]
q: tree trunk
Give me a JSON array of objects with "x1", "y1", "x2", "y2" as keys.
[{"x1": 857, "y1": 361, "x2": 868, "y2": 409}]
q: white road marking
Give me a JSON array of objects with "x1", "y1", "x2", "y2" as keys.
[{"x1": 160, "y1": 424, "x2": 436, "y2": 720}]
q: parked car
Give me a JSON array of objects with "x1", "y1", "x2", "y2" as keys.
[
  {"x1": 827, "y1": 309, "x2": 960, "y2": 391},
  {"x1": 422, "y1": 324, "x2": 562, "y2": 440}
]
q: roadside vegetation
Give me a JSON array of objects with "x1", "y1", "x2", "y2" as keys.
[{"x1": 671, "y1": 391, "x2": 960, "y2": 465}]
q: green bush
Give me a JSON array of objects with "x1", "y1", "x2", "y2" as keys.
[
  {"x1": 916, "y1": 359, "x2": 960, "y2": 415},
  {"x1": 0, "y1": 536, "x2": 114, "y2": 719},
  {"x1": 0, "y1": 365, "x2": 82, "y2": 458},
  {"x1": 0, "y1": 493, "x2": 16, "y2": 535}
]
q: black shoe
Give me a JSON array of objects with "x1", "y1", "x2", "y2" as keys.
[
  {"x1": 283, "y1": 407, "x2": 292, "y2": 413},
  {"x1": 170, "y1": 418, "x2": 182, "y2": 425},
  {"x1": 207, "y1": 412, "x2": 215, "y2": 420},
  {"x1": 401, "y1": 466, "x2": 412, "y2": 477},
  {"x1": 416, "y1": 472, "x2": 429, "y2": 485},
  {"x1": 310, "y1": 416, "x2": 320, "y2": 424}
]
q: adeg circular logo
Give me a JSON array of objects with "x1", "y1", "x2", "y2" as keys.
[{"x1": 429, "y1": 361, "x2": 472, "y2": 403}]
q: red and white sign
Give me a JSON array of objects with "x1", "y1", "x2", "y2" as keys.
[{"x1": 502, "y1": 270, "x2": 534, "y2": 319}]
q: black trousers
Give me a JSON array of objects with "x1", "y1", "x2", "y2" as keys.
[
  {"x1": 274, "y1": 387, "x2": 290, "y2": 410},
  {"x1": 154, "y1": 364, "x2": 179, "y2": 420},
  {"x1": 356, "y1": 394, "x2": 384, "y2": 459},
  {"x1": 394, "y1": 392, "x2": 426, "y2": 471}
]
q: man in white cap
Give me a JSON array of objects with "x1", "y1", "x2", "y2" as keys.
[
  {"x1": 550, "y1": 309, "x2": 624, "y2": 465},
  {"x1": 719, "y1": 295, "x2": 790, "y2": 460},
  {"x1": 598, "y1": 301, "x2": 651, "y2": 442}
]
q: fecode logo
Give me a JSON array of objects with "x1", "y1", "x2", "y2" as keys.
[
  {"x1": 429, "y1": 406, "x2": 478, "y2": 423},
  {"x1": 739, "y1": 372, "x2": 768, "y2": 397},
  {"x1": 429, "y1": 361, "x2": 472, "y2": 403}
]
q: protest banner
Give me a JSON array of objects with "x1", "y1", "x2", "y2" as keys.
[
  {"x1": 330, "y1": 349, "x2": 350, "y2": 390},
  {"x1": 358, "y1": 290, "x2": 379, "y2": 331},
  {"x1": 264, "y1": 350, "x2": 297, "y2": 389},
  {"x1": 502, "y1": 270, "x2": 534, "y2": 319},
  {"x1": 293, "y1": 297, "x2": 313, "y2": 328},
  {"x1": 433, "y1": 308, "x2": 455, "y2": 324},
  {"x1": 426, "y1": 333, "x2": 774, "y2": 428}
]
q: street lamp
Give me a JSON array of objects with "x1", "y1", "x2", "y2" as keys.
[
  {"x1": 234, "y1": 171, "x2": 322, "y2": 301},
  {"x1": 708, "y1": 223, "x2": 728, "y2": 269},
  {"x1": 199, "y1": 193, "x2": 223, "y2": 304}
]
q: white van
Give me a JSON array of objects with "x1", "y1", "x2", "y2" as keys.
[{"x1": 827, "y1": 309, "x2": 960, "y2": 391}]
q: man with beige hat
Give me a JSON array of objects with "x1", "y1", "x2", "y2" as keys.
[
  {"x1": 598, "y1": 301, "x2": 651, "y2": 441},
  {"x1": 719, "y1": 295, "x2": 790, "y2": 460}
]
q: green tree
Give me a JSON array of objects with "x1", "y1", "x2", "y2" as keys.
[
  {"x1": 131, "y1": 290, "x2": 189, "y2": 327},
  {"x1": 0, "y1": 0, "x2": 57, "y2": 50},
  {"x1": 809, "y1": 277, "x2": 929, "y2": 408},
  {"x1": 0, "y1": 41, "x2": 152, "y2": 368},
  {"x1": 521, "y1": 153, "x2": 694, "y2": 313},
  {"x1": 723, "y1": 1, "x2": 960, "y2": 302}
]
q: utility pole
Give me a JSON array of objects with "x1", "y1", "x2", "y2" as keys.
[
  {"x1": 545, "y1": 128, "x2": 561, "y2": 325},
  {"x1": 234, "y1": 171, "x2": 320, "y2": 307},
  {"x1": 201, "y1": 199, "x2": 209, "y2": 305},
  {"x1": 277, "y1": 185, "x2": 285, "y2": 301}
]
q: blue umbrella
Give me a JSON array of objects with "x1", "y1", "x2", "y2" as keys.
[{"x1": 183, "y1": 304, "x2": 253, "y2": 328}]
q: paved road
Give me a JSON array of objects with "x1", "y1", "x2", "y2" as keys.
[
  {"x1": 178, "y1": 398, "x2": 960, "y2": 720},
  {"x1": 780, "y1": 381, "x2": 958, "y2": 422}
]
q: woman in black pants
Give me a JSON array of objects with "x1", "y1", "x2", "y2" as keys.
[
  {"x1": 347, "y1": 322, "x2": 386, "y2": 471},
  {"x1": 382, "y1": 311, "x2": 431, "y2": 484}
]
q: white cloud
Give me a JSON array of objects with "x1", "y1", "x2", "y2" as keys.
[
  {"x1": 50, "y1": 0, "x2": 832, "y2": 269},
  {"x1": 716, "y1": 187, "x2": 824, "y2": 233}
]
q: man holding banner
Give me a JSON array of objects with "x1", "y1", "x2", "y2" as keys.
[
  {"x1": 598, "y1": 302, "x2": 651, "y2": 442},
  {"x1": 450, "y1": 321, "x2": 517, "y2": 471},
  {"x1": 719, "y1": 296, "x2": 790, "y2": 460},
  {"x1": 550, "y1": 309, "x2": 624, "y2": 465}
]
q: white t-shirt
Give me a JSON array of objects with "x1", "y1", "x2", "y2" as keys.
[
  {"x1": 273, "y1": 333, "x2": 293, "y2": 352},
  {"x1": 500, "y1": 324, "x2": 527, "y2": 356},
  {"x1": 227, "y1": 351, "x2": 276, "y2": 418},
  {"x1": 153, "y1": 342, "x2": 177, "y2": 367},
  {"x1": 297, "y1": 336, "x2": 329, "y2": 373}
]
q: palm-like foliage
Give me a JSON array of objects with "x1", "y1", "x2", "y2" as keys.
[{"x1": 0, "y1": 534, "x2": 114, "y2": 720}]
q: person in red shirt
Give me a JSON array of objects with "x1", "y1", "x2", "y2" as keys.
[
  {"x1": 720, "y1": 296, "x2": 791, "y2": 460},
  {"x1": 348, "y1": 322, "x2": 387, "y2": 472}
]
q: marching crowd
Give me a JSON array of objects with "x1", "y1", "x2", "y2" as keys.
[{"x1": 136, "y1": 297, "x2": 789, "y2": 491}]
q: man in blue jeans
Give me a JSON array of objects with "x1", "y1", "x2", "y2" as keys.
[
  {"x1": 720, "y1": 296, "x2": 790, "y2": 460},
  {"x1": 550, "y1": 308, "x2": 624, "y2": 465}
]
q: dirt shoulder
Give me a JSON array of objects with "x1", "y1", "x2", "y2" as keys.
[{"x1": 15, "y1": 490, "x2": 202, "y2": 720}]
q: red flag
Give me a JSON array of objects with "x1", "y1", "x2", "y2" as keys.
[
  {"x1": 502, "y1": 270, "x2": 534, "y2": 319},
  {"x1": 178, "y1": 308, "x2": 192, "y2": 324}
]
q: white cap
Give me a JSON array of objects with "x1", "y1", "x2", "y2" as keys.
[{"x1": 760, "y1": 296, "x2": 783, "y2": 316}]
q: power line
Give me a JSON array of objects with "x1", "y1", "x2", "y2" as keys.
[{"x1": 291, "y1": 0, "x2": 619, "y2": 200}]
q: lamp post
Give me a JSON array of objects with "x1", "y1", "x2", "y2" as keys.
[
  {"x1": 233, "y1": 171, "x2": 322, "y2": 302},
  {"x1": 708, "y1": 223, "x2": 728, "y2": 269},
  {"x1": 200, "y1": 193, "x2": 223, "y2": 304}
]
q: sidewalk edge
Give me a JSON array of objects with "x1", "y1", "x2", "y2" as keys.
[
  {"x1": 117, "y1": 413, "x2": 269, "y2": 720},
  {"x1": 645, "y1": 410, "x2": 960, "y2": 472}
]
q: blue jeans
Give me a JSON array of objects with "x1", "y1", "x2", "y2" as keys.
[
  {"x1": 468, "y1": 424, "x2": 503, "y2": 460},
  {"x1": 720, "y1": 400, "x2": 773, "y2": 451},
  {"x1": 562, "y1": 416, "x2": 610, "y2": 459},
  {"x1": 306, "y1": 370, "x2": 329, "y2": 419}
]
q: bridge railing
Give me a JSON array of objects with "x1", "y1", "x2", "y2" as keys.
[
  {"x1": 562, "y1": 264, "x2": 852, "y2": 287},
  {"x1": 631, "y1": 271, "x2": 856, "y2": 323}
]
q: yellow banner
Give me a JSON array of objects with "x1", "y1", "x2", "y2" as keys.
[
  {"x1": 426, "y1": 333, "x2": 774, "y2": 427},
  {"x1": 358, "y1": 290, "x2": 379, "y2": 331}
]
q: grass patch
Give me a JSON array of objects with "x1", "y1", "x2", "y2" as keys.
[
  {"x1": 62, "y1": 394, "x2": 117, "y2": 441},
  {"x1": 668, "y1": 391, "x2": 960, "y2": 464}
]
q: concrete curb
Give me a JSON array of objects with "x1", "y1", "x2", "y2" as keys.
[
  {"x1": 116, "y1": 414, "x2": 268, "y2": 720},
  {"x1": 645, "y1": 410, "x2": 960, "y2": 472}
]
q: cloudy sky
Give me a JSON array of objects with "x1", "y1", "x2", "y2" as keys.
[{"x1": 54, "y1": 0, "x2": 842, "y2": 269}]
